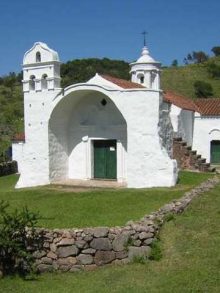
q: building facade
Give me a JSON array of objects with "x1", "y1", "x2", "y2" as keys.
[{"x1": 13, "y1": 42, "x2": 178, "y2": 188}]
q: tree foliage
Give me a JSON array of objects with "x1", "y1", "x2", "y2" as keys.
[
  {"x1": 211, "y1": 46, "x2": 220, "y2": 57},
  {"x1": 194, "y1": 80, "x2": 213, "y2": 98},
  {"x1": 0, "y1": 201, "x2": 42, "y2": 277},
  {"x1": 184, "y1": 51, "x2": 209, "y2": 64},
  {"x1": 61, "y1": 58, "x2": 130, "y2": 87},
  {"x1": 0, "y1": 72, "x2": 23, "y2": 161},
  {"x1": 207, "y1": 62, "x2": 220, "y2": 79}
]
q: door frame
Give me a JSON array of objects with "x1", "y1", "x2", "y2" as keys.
[
  {"x1": 82, "y1": 136, "x2": 126, "y2": 182},
  {"x1": 93, "y1": 139, "x2": 117, "y2": 180}
]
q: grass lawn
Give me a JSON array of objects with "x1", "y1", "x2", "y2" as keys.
[
  {"x1": 0, "y1": 173, "x2": 219, "y2": 292},
  {"x1": 0, "y1": 171, "x2": 213, "y2": 229}
]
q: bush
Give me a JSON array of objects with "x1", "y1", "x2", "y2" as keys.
[
  {"x1": 194, "y1": 80, "x2": 213, "y2": 98},
  {"x1": 207, "y1": 62, "x2": 220, "y2": 79},
  {"x1": 0, "y1": 201, "x2": 42, "y2": 277}
]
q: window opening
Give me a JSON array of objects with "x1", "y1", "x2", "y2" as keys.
[
  {"x1": 140, "y1": 76, "x2": 144, "y2": 84},
  {"x1": 101, "y1": 99, "x2": 107, "y2": 106},
  {"x1": 42, "y1": 74, "x2": 48, "y2": 90},
  {"x1": 36, "y1": 52, "x2": 41, "y2": 62},
  {"x1": 29, "y1": 75, "x2": 35, "y2": 91}
]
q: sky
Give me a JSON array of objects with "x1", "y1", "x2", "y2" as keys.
[{"x1": 0, "y1": 0, "x2": 220, "y2": 76}]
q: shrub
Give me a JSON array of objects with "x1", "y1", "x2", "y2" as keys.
[
  {"x1": 0, "y1": 201, "x2": 42, "y2": 277},
  {"x1": 193, "y1": 80, "x2": 213, "y2": 98}
]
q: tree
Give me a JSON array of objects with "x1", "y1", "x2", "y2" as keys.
[
  {"x1": 171, "y1": 59, "x2": 178, "y2": 67},
  {"x1": 211, "y1": 46, "x2": 220, "y2": 57},
  {"x1": 194, "y1": 80, "x2": 213, "y2": 98},
  {"x1": 207, "y1": 62, "x2": 220, "y2": 79},
  {"x1": 192, "y1": 51, "x2": 209, "y2": 63},
  {"x1": 184, "y1": 51, "x2": 209, "y2": 64}
]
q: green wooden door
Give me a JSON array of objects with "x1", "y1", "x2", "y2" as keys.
[
  {"x1": 211, "y1": 140, "x2": 220, "y2": 163},
  {"x1": 94, "y1": 140, "x2": 117, "y2": 179}
]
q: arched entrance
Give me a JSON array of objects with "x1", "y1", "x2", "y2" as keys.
[{"x1": 49, "y1": 89, "x2": 127, "y2": 183}]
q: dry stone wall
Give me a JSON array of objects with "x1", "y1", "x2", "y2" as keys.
[{"x1": 34, "y1": 176, "x2": 220, "y2": 273}]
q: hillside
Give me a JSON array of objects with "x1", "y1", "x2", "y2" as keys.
[
  {"x1": 162, "y1": 57, "x2": 220, "y2": 98},
  {"x1": 1, "y1": 56, "x2": 220, "y2": 159}
]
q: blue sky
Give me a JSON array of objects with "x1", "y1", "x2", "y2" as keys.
[{"x1": 0, "y1": 0, "x2": 220, "y2": 76}]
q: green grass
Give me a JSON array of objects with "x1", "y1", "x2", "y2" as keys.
[
  {"x1": 0, "y1": 171, "x2": 212, "y2": 229},
  {"x1": 0, "y1": 173, "x2": 219, "y2": 292}
]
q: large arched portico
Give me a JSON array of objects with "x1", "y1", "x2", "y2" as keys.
[{"x1": 48, "y1": 88, "x2": 127, "y2": 183}]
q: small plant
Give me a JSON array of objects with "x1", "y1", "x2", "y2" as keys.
[
  {"x1": 149, "y1": 239, "x2": 162, "y2": 261},
  {"x1": 164, "y1": 212, "x2": 176, "y2": 223},
  {"x1": 132, "y1": 255, "x2": 147, "y2": 264},
  {"x1": 0, "y1": 200, "x2": 42, "y2": 277},
  {"x1": 124, "y1": 236, "x2": 134, "y2": 251}
]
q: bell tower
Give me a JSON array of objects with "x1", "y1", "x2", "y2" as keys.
[
  {"x1": 130, "y1": 45, "x2": 161, "y2": 90},
  {"x1": 22, "y1": 42, "x2": 61, "y2": 93}
]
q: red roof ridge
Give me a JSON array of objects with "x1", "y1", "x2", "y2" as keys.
[
  {"x1": 163, "y1": 90, "x2": 198, "y2": 112},
  {"x1": 12, "y1": 133, "x2": 25, "y2": 142},
  {"x1": 194, "y1": 98, "x2": 220, "y2": 115},
  {"x1": 100, "y1": 74, "x2": 145, "y2": 89}
]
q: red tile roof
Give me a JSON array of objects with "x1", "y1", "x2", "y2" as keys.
[
  {"x1": 12, "y1": 133, "x2": 25, "y2": 142},
  {"x1": 163, "y1": 91, "x2": 198, "y2": 112},
  {"x1": 100, "y1": 74, "x2": 145, "y2": 89},
  {"x1": 194, "y1": 98, "x2": 220, "y2": 115}
]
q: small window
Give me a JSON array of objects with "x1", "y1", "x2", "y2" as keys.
[
  {"x1": 41, "y1": 74, "x2": 48, "y2": 90},
  {"x1": 140, "y1": 76, "x2": 144, "y2": 84},
  {"x1": 29, "y1": 75, "x2": 35, "y2": 91},
  {"x1": 36, "y1": 51, "x2": 41, "y2": 62},
  {"x1": 101, "y1": 99, "x2": 107, "y2": 106}
]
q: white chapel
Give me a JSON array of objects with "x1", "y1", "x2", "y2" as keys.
[
  {"x1": 12, "y1": 42, "x2": 178, "y2": 188},
  {"x1": 13, "y1": 42, "x2": 220, "y2": 189}
]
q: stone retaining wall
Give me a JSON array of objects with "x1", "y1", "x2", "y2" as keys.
[
  {"x1": 0, "y1": 161, "x2": 17, "y2": 177},
  {"x1": 34, "y1": 176, "x2": 220, "y2": 273}
]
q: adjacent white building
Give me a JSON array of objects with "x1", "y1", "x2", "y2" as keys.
[{"x1": 12, "y1": 42, "x2": 178, "y2": 188}]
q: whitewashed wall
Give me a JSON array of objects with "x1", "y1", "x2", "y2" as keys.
[
  {"x1": 193, "y1": 114, "x2": 220, "y2": 163},
  {"x1": 169, "y1": 105, "x2": 194, "y2": 146},
  {"x1": 13, "y1": 83, "x2": 178, "y2": 188}
]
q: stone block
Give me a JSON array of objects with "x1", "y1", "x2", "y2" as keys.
[
  {"x1": 50, "y1": 243, "x2": 57, "y2": 252},
  {"x1": 57, "y1": 238, "x2": 75, "y2": 246},
  {"x1": 37, "y1": 264, "x2": 54, "y2": 273},
  {"x1": 47, "y1": 251, "x2": 57, "y2": 260},
  {"x1": 93, "y1": 227, "x2": 109, "y2": 238},
  {"x1": 84, "y1": 264, "x2": 97, "y2": 271},
  {"x1": 57, "y1": 257, "x2": 77, "y2": 266},
  {"x1": 144, "y1": 238, "x2": 154, "y2": 245},
  {"x1": 90, "y1": 238, "x2": 112, "y2": 251},
  {"x1": 77, "y1": 254, "x2": 93, "y2": 265},
  {"x1": 139, "y1": 232, "x2": 154, "y2": 240},
  {"x1": 116, "y1": 251, "x2": 128, "y2": 259},
  {"x1": 82, "y1": 248, "x2": 96, "y2": 254},
  {"x1": 57, "y1": 245, "x2": 79, "y2": 257},
  {"x1": 94, "y1": 251, "x2": 116, "y2": 266},
  {"x1": 41, "y1": 257, "x2": 53, "y2": 265},
  {"x1": 33, "y1": 250, "x2": 46, "y2": 259},
  {"x1": 75, "y1": 240, "x2": 87, "y2": 249},
  {"x1": 128, "y1": 246, "x2": 151, "y2": 261},
  {"x1": 112, "y1": 234, "x2": 130, "y2": 251}
]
